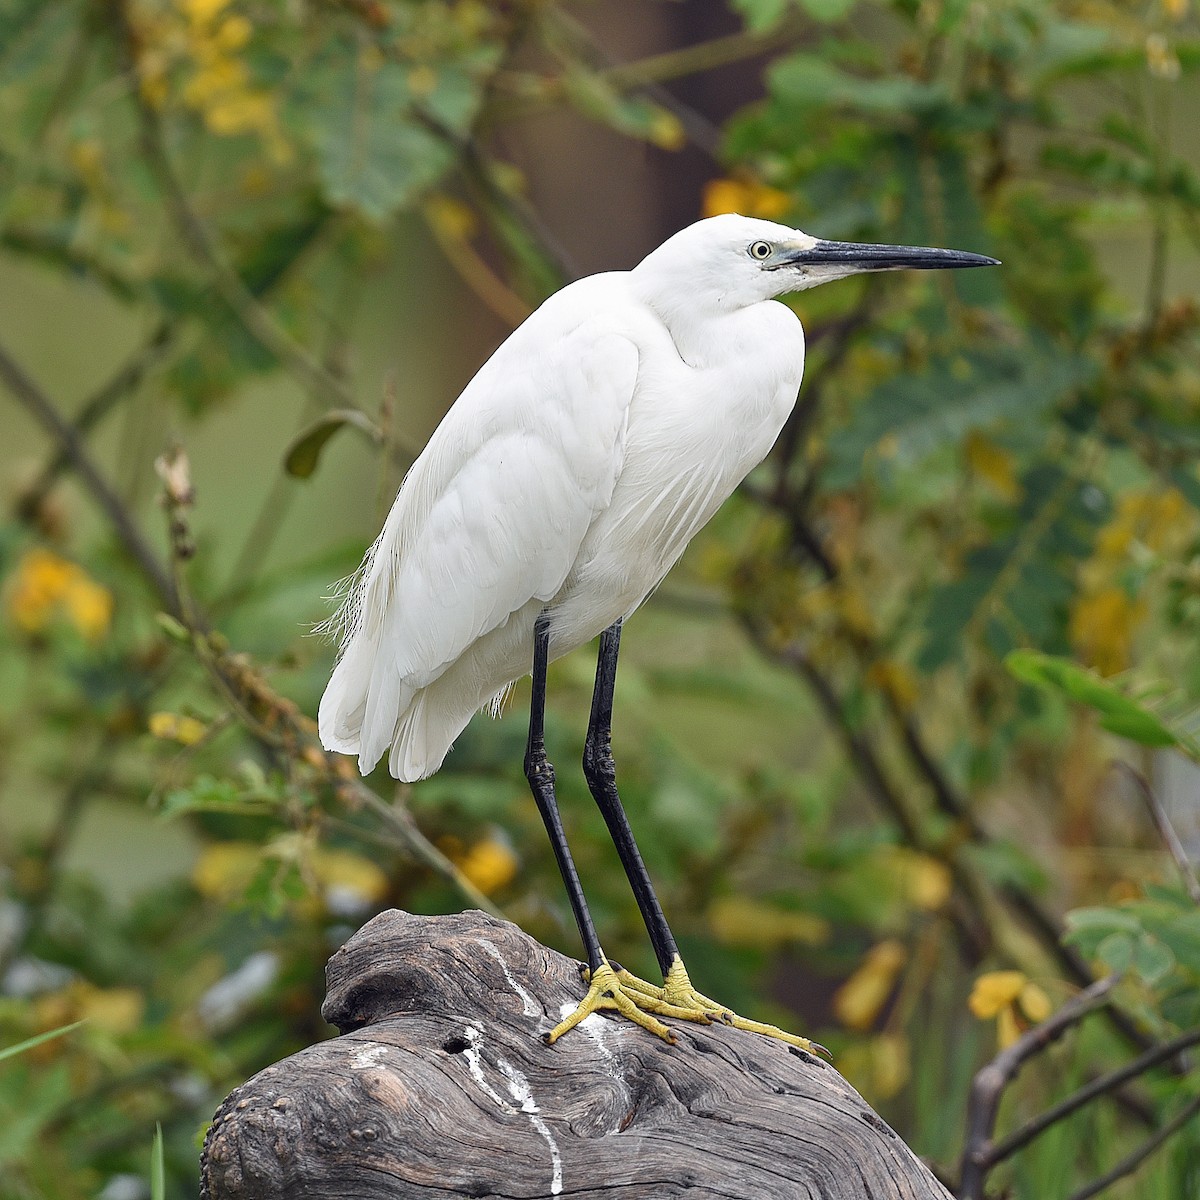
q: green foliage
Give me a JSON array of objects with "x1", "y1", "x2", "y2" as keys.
[
  {"x1": 1065, "y1": 887, "x2": 1200, "y2": 1027},
  {"x1": 1007, "y1": 651, "x2": 1200, "y2": 758}
]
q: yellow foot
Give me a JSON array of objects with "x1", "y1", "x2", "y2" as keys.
[
  {"x1": 609, "y1": 957, "x2": 829, "y2": 1057},
  {"x1": 548, "y1": 961, "x2": 694, "y2": 1044}
]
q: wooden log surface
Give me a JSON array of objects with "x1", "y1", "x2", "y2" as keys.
[{"x1": 200, "y1": 909, "x2": 953, "y2": 1199}]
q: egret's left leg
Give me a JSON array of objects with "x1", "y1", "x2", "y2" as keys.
[{"x1": 581, "y1": 620, "x2": 825, "y2": 1055}]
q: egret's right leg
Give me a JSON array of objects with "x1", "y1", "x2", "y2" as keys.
[
  {"x1": 524, "y1": 613, "x2": 694, "y2": 1044},
  {"x1": 579, "y1": 619, "x2": 826, "y2": 1055}
]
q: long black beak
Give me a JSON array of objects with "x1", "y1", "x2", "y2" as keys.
[{"x1": 776, "y1": 238, "x2": 1000, "y2": 272}]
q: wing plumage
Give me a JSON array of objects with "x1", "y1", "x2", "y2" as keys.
[{"x1": 319, "y1": 319, "x2": 639, "y2": 779}]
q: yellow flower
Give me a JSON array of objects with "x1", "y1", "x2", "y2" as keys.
[
  {"x1": 833, "y1": 939, "x2": 907, "y2": 1031},
  {"x1": 707, "y1": 896, "x2": 830, "y2": 949},
  {"x1": 647, "y1": 110, "x2": 686, "y2": 152},
  {"x1": 1146, "y1": 33, "x2": 1181, "y2": 80},
  {"x1": 964, "y1": 432, "x2": 1019, "y2": 501},
  {"x1": 969, "y1": 970, "x2": 1053, "y2": 1047},
  {"x1": 968, "y1": 969, "x2": 1026, "y2": 1018},
  {"x1": 148, "y1": 711, "x2": 209, "y2": 746},
  {"x1": 1068, "y1": 586, "x2": 1146, "y2": 677},
  {"x1": 425, "y1": 194, "x2": 479, "y2": 241},
  {"x1": 6, "y1": 548, "x2": 112, "y2": 641},
  {"x1": 309, "y1": 847, "x2": 390, "y2": 908},
  {"x1": 456, "y1": 838, "x2": 518, "y2": 895},
  {"x1": 63, "y1": 575, "x2": 114, "y2": 641},
  {"x1": 702, "y1": 177, "x2": 791, "y2": 220},
  {"x1": 181, "y1": 0, "x2": 234, "y2": 24},
  {"x1": 837, "y1": 1032, "x2": 911, "y2": 1101},
  {"x1": 35, "y1": 981, "x2": 145, "y2": 1036},
  {"x1": 192, "y1": 841, "x2": 262, "y2": 899}
]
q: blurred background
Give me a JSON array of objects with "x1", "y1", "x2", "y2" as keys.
[{"x1": 2, "y1": 0, "x2": 1200, "y2": 1196}]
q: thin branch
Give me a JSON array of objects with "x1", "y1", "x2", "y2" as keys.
[
  {"x1": 0, "y1": 338, "x2": 181, "y2": 616},
  {"x1": 1066, "y1": 1092, "x2": 1200, "y2": 1200},
  {"x1": 1116, "y1": 762, "x2": 1200, "y2": 905},
  {"x1": 358, "y1": 782, "x2": 503, "y2": 918},
  {"x1": 14, "y1": 320, "x2": 176, "y2": 523},
  {"x1": 422, "y1": 202, "x2": 532, "y2": 329},
  {"x1": 151, "y1": 449, "x2": 503, "y2": 918},
  {"x1": 983, "y1": 1024, "x2": 1200, "y2": 1172},
  {"x1": 762, "y1": 635, "x2": 991, "y2": 962},
  {"x1": 598, "y1": 18, "x2": 808, "y2": 93},
  {"x1": 958, "y1": 974, "x2": 1121, "y2": 1200}
]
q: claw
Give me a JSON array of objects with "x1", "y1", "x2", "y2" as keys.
[
  {"x1": 549, "y1": 962, "x2": 676, "y2": 1044},
  {"x1": 556, "y1": 956, "x2": 824, "y2": 1055}
]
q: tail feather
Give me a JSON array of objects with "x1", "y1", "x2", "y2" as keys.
[{"x1": 387, "y1": 689, "x2": 478, "y2": 782}]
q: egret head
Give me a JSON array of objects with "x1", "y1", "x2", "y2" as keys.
[{"x1": 633, "y1": 213, "x2": 998, "y2": 313}]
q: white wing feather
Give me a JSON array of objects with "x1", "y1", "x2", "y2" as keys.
[{"x1": 319, "y1": 318, "x2": 639, "y2": 778}]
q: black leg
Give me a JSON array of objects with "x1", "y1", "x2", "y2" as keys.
[
  {"x1": 525, "y1": 611, "x2": 604, "y2": 974},
  {"x1": 583, "y1": 620, "x2": 681, "y2": 976}
]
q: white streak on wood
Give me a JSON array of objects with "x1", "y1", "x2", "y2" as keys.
[
  {"x1": 476, "y1": 939, "x2": 540, "y2": 1018},
  {"x1": 497, "y1": 1056, "x2": 563, "y2": 1197},
  {"x1": 461, "y1": 1024, "x2": 511, "y2": 1111},
  {"x1": 349, "y1": 1043, "x2": 389, "y2": 1070}
]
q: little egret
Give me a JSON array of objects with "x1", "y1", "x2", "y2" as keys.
[{"x1": 320, "y1": 213, "x2": 997, "y2": 1048}]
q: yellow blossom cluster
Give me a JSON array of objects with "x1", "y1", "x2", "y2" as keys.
[
  {"x1": 133, "y1": 0, "x2": 288, "y2": 161},
  {"x1": 833, "y1": 939, "x2": 907, "y2": 1031},
  {"x1": 440, "y1": 833, "x2": 519, "y2": 895},
  {"x1": 702, "y1": 177, "x2": 792, "y2": 221},
  {"x1": 149, "y1": 711, "x2": 209, "y2": 745},
  {"x1": 1070, "y1": 487, "x2": 1195, "y2": 675},
  {"x1": 192, "y1": 840, "x2": 390, "y2": 912},
  {"x1": 969, "y1": 969, "x2": 1052, "y2": 1048},
  {"x1": 6, "y1": 547, "x2": 113, "y2": 641}
]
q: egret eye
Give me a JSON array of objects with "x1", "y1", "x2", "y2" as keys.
[{"x1": 748, "y1": 240, "x2": 772, "y2": 261}]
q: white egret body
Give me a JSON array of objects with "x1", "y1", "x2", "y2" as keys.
[
  {"x1": 321, "y1": 215, "x2": 825, "y2": 780},
  {"x1": 319, "y1": 213, "x2": 996, "y2": 1047}
]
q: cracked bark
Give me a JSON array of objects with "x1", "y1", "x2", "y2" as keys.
[{"x1": 200, "y1": 909, "x2": 951, "y2": 1200}]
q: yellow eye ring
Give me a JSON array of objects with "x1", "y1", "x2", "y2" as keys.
[{"x1": 749, "y1": 241, "x2": 772, "y2": 260}]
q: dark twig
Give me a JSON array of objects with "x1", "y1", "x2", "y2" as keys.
[
  {"x1": 982, "y1": 1024, "x2": 1200, "y2": 1173},
  {"x1": 958, "y1": 974, "x2": 1121, "y2": 1200},
  {"x1": 1116, "y1": 762, "x2": 1200, "y2": 905},
  {"x1": 0, "y1": 339, "x2": 181, "y2": 616},
  {"x1": 14, "y1": 321, "x2": 176, "y2": 524},
  {"x1": 767, "y1": 637, "x2": 990, "y2": 962},
  {"x1": 1066, "y1": 1092, "x2": 1200, "y2": 1200}
]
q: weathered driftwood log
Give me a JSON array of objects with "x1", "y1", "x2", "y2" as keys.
[{"x1": 201, "y1": 909, "x2": 951, "y2": 1199}]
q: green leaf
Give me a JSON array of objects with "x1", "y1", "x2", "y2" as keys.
[
  {"x1": 283, "y1": 409, "x2": 381, "y2": 479},
  {"x1": 150, "y1": 1124, "x2": 165, "y2": 1200},
  {"x1": 0, "y1": 1022, "x2": 84, "y2": 1062},
  {"x1": 731, "y1": 0, "x2": 789, "y2": 31},
  {"x1": 1133, "y1": 935, "x2": 1175, "y2": 986},
  {"x1": 1096, "y1": 931, "x2": 1134, "y2": 973},
  {"x1": 561, "y1": 69, "x2": 684, "y2": 148},
  {"x1": 916, "y1": 462, "x2": 1106, "y2": 670},
  {"x1": 1005, "y1": 651, "x2": 1186, "y2": 750},
  {"x1": 769, "y1": 53, "x2": 947, "y2": 116},
  {"x1": 1156, "y1": 912, "x2": 1200, "y2": 974},
  {"x1": 826, "y1": 346, "x2": 1094, "y2": 489},
  {"x1": 796, "y1": 0, "x2": 856, "y2": 22},
  {"x1": 299, "y1": 43, "x2": 461, "y2": 222}
]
